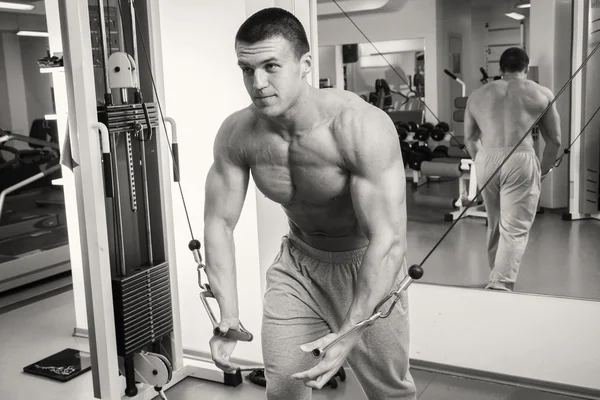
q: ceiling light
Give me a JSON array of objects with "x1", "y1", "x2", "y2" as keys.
[
  {"x1": 0, "y1": 2, "x2": 35, "y2": 11},
  {"x1": 17, "y1": 31, "x2": 49, "y2": 37},
  {"x1": 516, "y1": 3, "x2": 531, "y2": 8},
  {"x1": 505, "y1": 12, "x2": 526, "y2": 20}
]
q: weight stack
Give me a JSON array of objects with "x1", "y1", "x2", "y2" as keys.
[{"x1": 112, "y1": 262, "x2": 174, "y2": 357}]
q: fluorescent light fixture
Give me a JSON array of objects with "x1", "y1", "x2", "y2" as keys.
[
  {"x1": 17, "y1": 31, "x2": 49, "y2": 37},
  {"x1": 516, "y1": 3, "x2": 531, "y2": 8},
  {"x1": 505, "y1": 12, "x2": 526, "y2": 20},
  {"x1": 0, "y1": 1, "x2": 35, "y2": 11}
]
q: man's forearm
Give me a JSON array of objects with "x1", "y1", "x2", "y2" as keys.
[
  {"x1": 204, "y1": 220, "x2": 239, "y2": 319},
  {"x1": 340, "y1": 237, "x2": 405, "y2": 332},
  {"x1": 465, "y1": 139, "x2": 479, "y2": 161},
  {"x1": 541, "y1": 142, "x2": 560, "y2": 173}
]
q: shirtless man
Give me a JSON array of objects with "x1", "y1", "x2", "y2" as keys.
[
  {"x1": 465, "y1": 47, "x2": 562, "y2": 291},
  {"x1": 202, "y1": 7, "x2": 416, "y2": 400}
]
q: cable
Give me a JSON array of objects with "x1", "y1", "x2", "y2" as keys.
[
  {"x1": 115, "y1": 0, "x2": 196, "y2": 240},
  {"x1": 417, "y1": 39, "x2": 600, "y2": 269},
  {"x1": 550, "y1": 102, "x2": 600, "y2": 170},
  {"x1": 330, "y1": 0, "x2": 467, "y2": 153}
]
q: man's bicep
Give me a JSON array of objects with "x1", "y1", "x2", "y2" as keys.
[
  {"x1": 348, "y1": 111, "x2": 406, "y2": 240},
  {"x1": 351, "y1": 163, "x2": 406, "y2": 241},
  {"x1": 539, "y1": 89, "x2": 562, "y2": 146},
  {"x1": 464, "y1": 98, "x2": 481, "y2": 142},
  {"x1": 204, "y1": 126, "x2": 250, "y2": 229}
]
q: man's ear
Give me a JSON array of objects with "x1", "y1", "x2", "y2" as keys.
[{"x1": 301, "y1": 53, "x2": 312, "y2": 78}]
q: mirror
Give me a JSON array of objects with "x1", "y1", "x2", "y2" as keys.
[
  {"x1": 318, "y1": 38, "x2": 425, "y2": 112},
  {"x1": 317, "y1": 0, "x2": 600, "y2": 300},
  {"x1": 0, "y1": 8, "x2": 70, "y2": 296}
]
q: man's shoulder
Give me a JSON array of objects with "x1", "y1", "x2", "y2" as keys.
[
  {"x1": 331, "y1": 92, "x2": 390, "y2": 134},
  {"x1": 221, "y1": 106, "x2": 256, "y2": 134}
]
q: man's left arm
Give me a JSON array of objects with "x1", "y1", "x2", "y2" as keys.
[
  {"x1": 341, "y1": 109, "x2": 408, "y2": 328},
  {"x1": 292, "y1": 107, "x2": 407, "y2": 388}
]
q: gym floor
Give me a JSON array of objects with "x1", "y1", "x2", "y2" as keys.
[
  {"x1": 0, "y1": 290, "x2": 586, "y2": 400},
  {"x1": 407, "y1": 179, "x2": 600, "y2": 300}
]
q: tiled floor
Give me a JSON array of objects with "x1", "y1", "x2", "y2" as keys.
[{"x1": 0, "y1": 290, "x2": 588, "y2": 400}]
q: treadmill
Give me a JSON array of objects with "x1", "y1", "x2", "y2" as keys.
[{"x1": 0, "y1": 126, "x2": 70, "y2": 293}]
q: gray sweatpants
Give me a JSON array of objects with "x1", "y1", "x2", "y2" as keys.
[
  {"x1": 475, "y1": 146, "x2": 541, "y2": 291},
  {"x1": 261, "y1": 232, "x2": 416, "y2": 400}
]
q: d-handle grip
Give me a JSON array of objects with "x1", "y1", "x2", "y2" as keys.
[{"x1": 93, "y1": 122, "x2": 114, "y2": 198}]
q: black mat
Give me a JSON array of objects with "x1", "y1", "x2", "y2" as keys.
[{"x1": 23, "y1": 348, "x2": 91, "y2": 382}]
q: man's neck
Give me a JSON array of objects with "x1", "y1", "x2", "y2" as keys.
[
  {"x1": 502, "y1": 71, "x2": 527, "y2": 81},
  {"x1": 267, "y1": 84, "x2": 322, "y2": 137}
]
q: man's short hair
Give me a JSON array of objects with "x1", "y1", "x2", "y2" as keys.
[
  {"x1": 499, "y1": 47, "x2": 529, "y2": 73},
  {"x1": 235, "y1": 7, "x2": 310, "y2": 60}
]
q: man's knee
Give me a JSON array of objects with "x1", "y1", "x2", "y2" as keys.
[{"x1": 264, "y1": 368, "x2": 311, "y2": 400}]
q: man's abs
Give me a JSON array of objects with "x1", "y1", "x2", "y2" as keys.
[{"x1": 471, "y1": 80, "x2": 549, "y2": 148}]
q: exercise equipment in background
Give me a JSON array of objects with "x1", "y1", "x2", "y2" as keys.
[
  {"x1": 414, "y1": 158, "x2": 486, "y2": 222},
  {"x1": 0, "y1": 127, "x2": 70, "y2": 294}
]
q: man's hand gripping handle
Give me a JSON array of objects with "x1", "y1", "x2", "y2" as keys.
[{"x1": 189, "y1": 240, "x2": 254, "y2": 342}]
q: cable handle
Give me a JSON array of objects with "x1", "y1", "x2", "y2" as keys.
[
  {"x1": 92, "y1": 122, "x2": 114, "y2": 198},
  {"x1": 311, "y1": 264, "x2": 423, "y2": 359}
]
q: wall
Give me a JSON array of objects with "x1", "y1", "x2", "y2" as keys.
[
  {"x1": 1, "y1": 33, "x2": 29, "y2": 137},
  {"x1": 317, "y1": 0, "x2": 440, "y2": 121},
  {"x1": 0, "y1": 14, "x2": 48, "y2": 135},
  {"x1": 529, "y1": 0, "x2": 572, "y2": 209},
  {"x1": 20, "y1": 36, "x2": 54, "y2": 121},
  {"x1": 411, "y1": 284, "x2": 600, "y2": 391},
  {"x1": 158, "y1": 0, "x2": 264, "y2": 363},
  {"x1": 437, "y1": 0, "x2": 473, "y2": 125},
  {"x1": 0, "y1": 37, "x2": 10, "y2": 131},
  {"x1": 348, "y1": 51, "x2": 416, "y2": 95},
  {"x1": 318, "y1": 45, "x2": 337, "y2": 86}
]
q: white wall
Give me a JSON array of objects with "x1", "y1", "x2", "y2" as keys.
[
  {"x1": 158, "y1": 0, "x2": 264, "y2": 362},
  {"x1": 20, "y1": 36, "x2": 54, "y2": 121},
  {"x1": 0, "y1": 37, "x2": 10, "y2": 131},
  {"x1": 1, "y1": 33, "x2": 29, "y2": 137},
  {"x1": 529, "y1": 0, "x2": 572, "y2": 209},
  {"x1": 318, "y1": 45, "x2": 337, "y2": 86},
  {"x1": 317, "y1": 0, "x2": 440, "y2": 121},
  {"x1": 411, "y1": 284, "x2": 600, "y2": 391}
]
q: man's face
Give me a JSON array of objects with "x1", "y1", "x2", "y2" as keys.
[{"x1": 236, "y1": 36, "x2": 310, "y2": 117}]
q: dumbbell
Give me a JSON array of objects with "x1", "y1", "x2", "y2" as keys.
[
  {"x1": 431, "y1": 145, "x2": 449, "y2": 159},
  {"x1": 421, "y1": 122, "x2": 434, "y2": 132},
  {"x1": 430, "y1": 122, "x2": 450, "y2": 141},
  {"x1": 414, "y1": 127, "x2": 430, "y2": 141},
  {"x1": 406, "y1": 121, "x2": 419, "y2": 132},
  {"x1": 409, "y1": 145, "x2": 432, "y2": 171},
  {"x1": 394, "y1": 122, "x2": 410, "y2": 141}
]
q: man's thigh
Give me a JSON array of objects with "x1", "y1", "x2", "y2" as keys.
[
  {"x1": 347, "y1": 291, "x2": 416, "y2": 399},
  {"x1": 262, "y1": 281, "x2": 330, "y2": 400}
]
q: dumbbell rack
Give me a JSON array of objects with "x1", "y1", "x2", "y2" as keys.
[{"x1": 396, "y1": 121, "x2": 487, "y2": 222}]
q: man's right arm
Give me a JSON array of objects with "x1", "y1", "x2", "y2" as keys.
[
  {"x1": 464, "y1": 95, "x2": 482, "y2": 160},
  {"x1": 203, "y1": 116, "x2": 250, "y2": 320},
  {"x1": 538, "y1": 87, "x2": 562, "y2": 174}
]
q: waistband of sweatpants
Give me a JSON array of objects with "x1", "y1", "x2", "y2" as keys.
[
  {"x1": 478, "y1": 145, "x2": 536, "y2": 155},
  {"x1": 286, "y1": 231, "x2": 367, "y2": 264}
]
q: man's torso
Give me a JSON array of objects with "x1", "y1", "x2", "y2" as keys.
[
  {"x1": 233, "y1": 89, "x2": 372, "y2": 251},
  {"x1": 469, "y1": 79, "x2": 549, "y2": 148}
]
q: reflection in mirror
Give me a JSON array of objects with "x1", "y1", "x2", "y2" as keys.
[
  {"x1": 0, "y1": 8, "x2": 70, "y2": 295},
  {"x1": 319, "y1": 38, "x2": 425, "y2": 113},
  {"x1": 317, "y1": 0, "x2": 600, "y2": 301}
]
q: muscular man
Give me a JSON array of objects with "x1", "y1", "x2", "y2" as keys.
[
  {"x1": 465, "y1": 47, "x2": 562, "y2": 291},
  {"x1": 203, "y1": 7, "x2": 415, "y2": 400}
]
